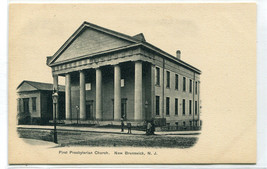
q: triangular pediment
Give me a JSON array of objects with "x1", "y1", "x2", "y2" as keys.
[
  {"x1": 17, "y1": 82, "x2": 38, "y2": 92},
  {"x1": 50, "y1": 23, "x2": 138, "y2": 65}
]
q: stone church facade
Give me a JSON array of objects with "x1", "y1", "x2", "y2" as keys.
[{"x1": 46, "y1": 21, "x2": 201, "y2": 127}]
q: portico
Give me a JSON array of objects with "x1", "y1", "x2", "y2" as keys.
[{"x1": 51, "y1": 60, "x2": 152, "y2": 122}]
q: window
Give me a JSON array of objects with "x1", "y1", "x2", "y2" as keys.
[
  {"x1": 195, "y1": 101, "x2": 198, "y2": 115},
  {"x1": 195, "y1": 81, "x2": 198, "y2": 94},
  {"x1": 182, "y1": 99, "x2": 186, "y2": 115},
  {"x1": 183, "y1": 77, "x2": 186, "y2": 91},
  {"x1": 121, "y1": 79, "x2": 125, "y2": 87},
  {"x1": 156, "y1": 67, "x2": 160, "y2": 85},
  {"x1": 189, "y1": 79, "x2": 192, "y2": 93},
  {"x1": 167, "y1": 123, "x2": 170, "y2": 129},
  {"x1": 156, "y1": 96, "x2": 160, "y2": 116},
  {"x1": 175, "y1": 74, "x2": 179, "y2": 90},
  {"x1": 166, "y1": 97, "x2": 170, "y2": 116},
  {"x1": 166, "y1": 71, "x2": 170, "y2": 88},
  {"x1": 189, "y1": 100, "x2": 192, "y2": 115},
  {"x1": 32, "y1": 97, "x2": 36, "y2": 111},
  {"x1": 183, "y1": 121, "x2": 186, "y2": 126},
  {"x1": 175, "y1": 98, "x2": 178, "y2": 115},
  {"x1": 190, "y1": 121, "x2": 192, "y2": 126},
  {"x1": 86, "y1": 83, "x2": 91, "y2": 90}
]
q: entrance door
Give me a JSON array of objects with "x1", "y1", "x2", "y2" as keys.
[
  {"x1": 121, "y1": 98, "x2": 127, "y2": 119},
  {"x1": 21, "y1": 98, "x2": 30, "y2": 124},
  {"x1": 23, "y1": 98, "x2": 29, "y2": 113},
  {"x1": 86, "y1": 101, "x2": 94, "y2": 120}
]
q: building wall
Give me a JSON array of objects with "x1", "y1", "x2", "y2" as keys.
[
  {"x1": 17, "y1": 91, "x2": 41, "y2": 124},
  {"x1": 17, "y1": 91, "x2": 41, "y2": 118},
  {"x1": 40, "y1": 91, "x2": 65, "y2": 121},
  {"x1": 153, "y1": 54, "x2": 201, "y2": 126}
]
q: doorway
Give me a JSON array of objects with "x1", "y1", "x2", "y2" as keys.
[
  {"x1": 86, "y1": 100, "x2": 94, "y2": 120},
  {"x1": 19, "y1": 98, "x2": 30, "y2": 124}
]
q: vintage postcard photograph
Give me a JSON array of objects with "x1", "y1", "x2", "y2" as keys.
[{"x1": 8, "y1": 3, "x2": 256, "y2": 164}]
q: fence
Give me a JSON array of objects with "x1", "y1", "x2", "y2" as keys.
[{"x1": 160, "y1": 125, "x2": 201, "y2": 131}]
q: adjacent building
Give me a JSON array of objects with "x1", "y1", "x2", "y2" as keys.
[
  {"x1": 16, "y1": 80, "x2": 65, "y2": 124},
  {"x1": 46, "y1": 21, "x2": 201, "y2": 127}
]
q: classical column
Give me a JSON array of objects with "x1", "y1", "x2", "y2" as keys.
[
  {"x1": 79, "y1": 70, "x2": 86, "y2": 120},
  {"x1": 114, "y1": 64, "x2": 121, "y2": 120},
  {"x1": 134, "y1": 61, "x2": 143, "y2": 121},
  {"x1": 65, "y1": 73, "x2": 71, "y2": 120},
  {"x1": 52, "y1": 75, "x2": 59, "y2": 119},
  {"x1": 96, "y1": 68, "x2": 102, "y2": 120}
]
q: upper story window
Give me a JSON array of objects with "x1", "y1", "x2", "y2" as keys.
[
  {"x1": 189, "y1": 79, "x2": 192, "y2": 93},
  {"x1": 86, "y1": 83, "x2": 91, "y2": 91},
  {"x1": 166, "y1": 71, "x2": 170, "y2": 88},
  {"x1": 32, "y1": 97, "x2": 36, "y2": 111},
  {"x1": 156, "y1": 67, "x2": 160, "y2": 86},
  {"x1": 175, "y1": 74, "x2": 179, "y2": 90},
  {"x1": 183, "y1": 77, "x2": 186, "y2": 92}
]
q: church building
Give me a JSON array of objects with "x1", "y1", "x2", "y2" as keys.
[{"x1": 46, "y1": 21, "x2": 201, "y2": 127}]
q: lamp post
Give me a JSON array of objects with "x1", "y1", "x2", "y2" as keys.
[
  {"x1": 76, "y1": 105, "x2": 79, "y2": 125},
  {"x1": 52, "y1": 91, "x2": 58, "y2": 144}
]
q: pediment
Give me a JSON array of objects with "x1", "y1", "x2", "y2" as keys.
[
  {"x1": 17, "y1": 82, "x2": 38, "y2": 92},
  {"x1": 50, "y1": 25, "x2": 137, "y2": 65}
]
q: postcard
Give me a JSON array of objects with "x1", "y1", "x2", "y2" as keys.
[{"x1": 9, "y1": 3, "x2": 256, "y2": 164}]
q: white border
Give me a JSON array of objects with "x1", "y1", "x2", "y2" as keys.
[
  {"x1": 2, "y1": 0, "x2": 267, "y2": 168},
  {"x1": 9, "y1": 0, "x2": 257, "y2": 3}
]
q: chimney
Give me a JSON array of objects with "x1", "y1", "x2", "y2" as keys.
[{"x1": 176, "y1": 50, "x2": 181, "y2": 59}]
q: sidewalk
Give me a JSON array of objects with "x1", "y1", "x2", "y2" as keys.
[{"x1": 17, "y1": 125, "x2": 201, "y2": 136}]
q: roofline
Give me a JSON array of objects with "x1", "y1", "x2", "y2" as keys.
[
  {"x1": 16, "y1": 80, "x2": 35, "y2": 90},
  {"x1": 49, "y1": 43, "x2": 141, "y2": 66},
  {"x1": 140, "y1": 42, "x2": 201, "y2": 74},
  {"x1": 49, "y1": 43, "x2": 201, "y2": 74},
  {"x1": 48, "y1": 21, "x2": 201, "y2": 74},
  {"x1": 16, "y1": 80, "x2": 65, "y2": 91},
  {"x1": 48, "y1": 21, "x2": 140, "y2": 65}
]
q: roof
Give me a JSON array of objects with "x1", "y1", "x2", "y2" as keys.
[
  {"x1": 132, "y1": 33, "x2": 146, "y2": 42},
  {"x1": 47, "y1": 21, "x2": 201, "y2": 74},
  {"x1": 17, "y1": 80, "x2": 65, "y2": 92}
]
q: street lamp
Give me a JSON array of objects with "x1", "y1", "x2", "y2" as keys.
[
  {"x1": 52, "y1": 91, "x2": 58, "y2": 144},
  {"x1": 76, "y1": 105, "x2": 79, "y2": 125}
]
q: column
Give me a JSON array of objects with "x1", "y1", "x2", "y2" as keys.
[
  {"x1": 114, "y1": 64, "x2": 121, "y2": 120},
  {"x1": 65, "y1": 73, "x2": 71, "y2": 120},
  {"x1": 80, "y1": 70, "x2": 86, "y2": 120},
  {"x1": 134, "y1": 61, "x2": 143, "y2": 121},
  {"x1": 53, "y1": 75, "x2": 59, "y2": 119},
  {"x1": 96, "y1": 68, "x2": 102, "y2": 120},
  {"x1": 151, "y1": 64, "x2": 155, "y2": 119}
]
